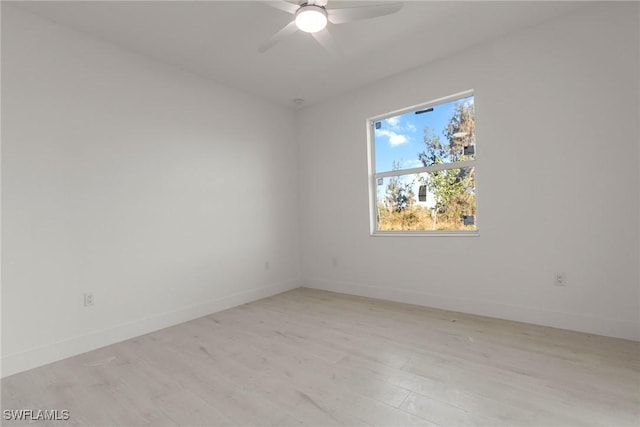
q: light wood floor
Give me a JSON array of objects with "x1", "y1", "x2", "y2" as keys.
[{"x1": 2, "y1": 288, "x2": 639, "y2": 426}]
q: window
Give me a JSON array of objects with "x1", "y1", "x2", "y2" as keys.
[{"x1": 368, "y1": 91, "x2": 477, "y2": 235}]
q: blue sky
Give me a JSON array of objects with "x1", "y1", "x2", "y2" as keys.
[{"x1": 373, "y1": 95, "x2": 473, "y2": 173}]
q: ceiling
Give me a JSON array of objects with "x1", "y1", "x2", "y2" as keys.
[{"x1": 10, "y1": 1, "x2": 589, "y2": 109}]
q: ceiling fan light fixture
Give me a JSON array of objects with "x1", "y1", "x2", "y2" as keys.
[{"x1": 295, "y1": 5, "x2": 328, "y2": 33}]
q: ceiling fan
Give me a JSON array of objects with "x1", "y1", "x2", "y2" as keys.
[{"x1": 259, "y1": 1, "x2": 403, "y2": 54}]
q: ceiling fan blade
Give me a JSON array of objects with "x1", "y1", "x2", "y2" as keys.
[
  {"x1": 260, "y1": 1, "x2": 299, "y2": 15},
  {"x1": 258, "y1": 21, "x2": 299, "y2": 52},
  {"x1": 327, "y1": 3, "x2": 403, "y2": 25},
  {"x1": 311, "y1": 28, "x2": 340, "y2": 57}
]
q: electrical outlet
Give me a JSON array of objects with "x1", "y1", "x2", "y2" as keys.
[
  {"x1": 265, "y1": 261, "x2": 270, "y2": 271},
  {"x1": 554, "y1": 273, "x2": 566, "y2": 286},
  {"x1": 84, "y1": 292, "x2": 95, "y2": 306}
]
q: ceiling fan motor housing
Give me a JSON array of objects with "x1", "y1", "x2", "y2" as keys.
[{"x1": 295, "y1": 4, "x2": 328, "y2": 33}]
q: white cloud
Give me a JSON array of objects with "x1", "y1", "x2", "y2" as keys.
[
  {"x1": 376, "y1": 129, "x2": 407, "y2": 146},
  {"x1": 385, "y1": 116, "x2": 417, "y2": 133},
  {"x1": 386, "y1": 116, "x2": 401, "y2": 129}
]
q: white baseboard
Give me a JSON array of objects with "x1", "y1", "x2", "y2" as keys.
[
  {"x1": 1, "y1": 280, "x2": 300, "y2": 378},
  {"x1": 304, "y1": 278, "x2": 640, "y2": 342},
  {"x1": 4, "y1": 277, "x2": 636, "y2": 378}
]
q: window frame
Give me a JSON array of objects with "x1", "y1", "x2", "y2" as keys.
[{"x1": 367, "y1": 90, "x2": 479, "y2": 237}]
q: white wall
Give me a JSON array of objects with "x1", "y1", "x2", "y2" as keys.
[
  {"x1": 1, "y1": 6, "x2": 300, "y2": 377},
  {"x1": 298, "y1": 2, "x2": 640, "y2": 341}
]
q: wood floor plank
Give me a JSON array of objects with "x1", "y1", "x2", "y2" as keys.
[
  {"x1": 2, "y1": 288, "x2": 638, "y2": 426},
  {"x1": 177, "y1": 315, "x2": 427, "y2": 426}
]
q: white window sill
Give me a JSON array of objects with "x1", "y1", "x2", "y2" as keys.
[{"x1": 371, "y1": 231, "x2": 479, "y2": 237}]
